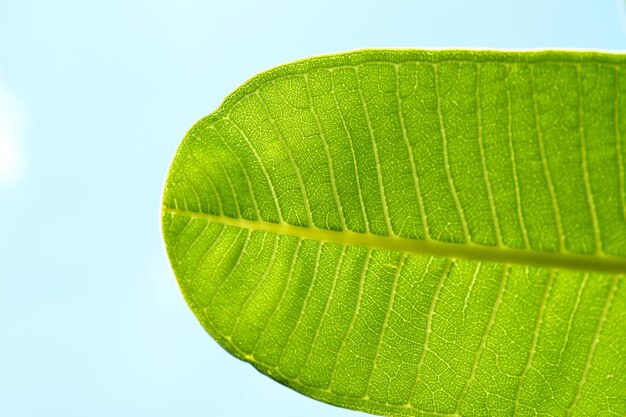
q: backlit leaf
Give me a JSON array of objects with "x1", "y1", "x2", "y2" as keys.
[{"x1": 162, "y1": 50, "x2": 626, "y2": 416}]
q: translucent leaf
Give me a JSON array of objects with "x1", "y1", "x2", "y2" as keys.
[{"x1": 162, "y1": 50, "x2": 626, "y2": 417}]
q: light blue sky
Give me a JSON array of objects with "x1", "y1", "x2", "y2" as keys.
[{"x1": 0, "y1": 1, "x2": 624, "y2": 416}]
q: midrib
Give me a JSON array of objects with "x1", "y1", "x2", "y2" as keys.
[{"x1": 165, "y1": 207, "x2": 626, "y2": 274}]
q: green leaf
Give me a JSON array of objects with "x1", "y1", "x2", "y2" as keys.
[{"x1": 161, "y1": 50, "x2": 626, "y2": 417}]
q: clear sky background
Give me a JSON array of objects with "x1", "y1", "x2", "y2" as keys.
[{"x1": 0, "y1": 1, "x2": 624, "y2": 416}]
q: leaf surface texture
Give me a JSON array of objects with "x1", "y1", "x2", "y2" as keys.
[{"x1": 162, "y1": 50, "x2": 626, "y2": 417}]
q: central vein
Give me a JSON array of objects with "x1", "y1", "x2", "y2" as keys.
[{"x1": 165, "y1": 207, "x2": 626, "y2": 274}]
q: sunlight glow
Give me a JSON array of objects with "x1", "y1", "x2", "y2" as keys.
[{"x1": 0, "y1": 76, "x2": 25, "y2": 187}]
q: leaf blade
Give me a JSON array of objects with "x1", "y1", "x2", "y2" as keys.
[{"x1": 162, "y1": 50, "x2": 626, "y2": 417}]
